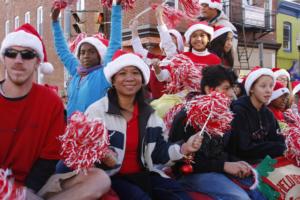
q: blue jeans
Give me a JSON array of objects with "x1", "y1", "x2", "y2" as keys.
[
  {"x1": 111, "y1": 173, "x2": 192, "y2": 200},
  {"x1": 179, "y1": 172, "x2": 255, "y2": 200}
]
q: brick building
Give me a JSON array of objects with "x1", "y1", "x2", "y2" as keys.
[{"x1": 0, "y1": 0, "x2": 280, "y2": 91}]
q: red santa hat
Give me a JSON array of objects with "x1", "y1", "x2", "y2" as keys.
[
  {"x1": 292, "y1": 81, "x2": 300, "y2": 95},
  {"x1": 272, "y1": 67, "x2": 290, "y2": 81},
  {"x1": 74, "y1": 36, "x2": 108, "y2": 64},
  {"x1": 0, "y1": 23, "x2": 54, "y2": 74},
  {"x1": 269, "y1": 81, "x2": 290, "y2": 103},
  {"x1": 244, "y1": 66, "x2": 275, "y2": 96},
  {"x1": 212, "y1": 25, "x2": 233, "y2": 41},
  {"x1": 199, "y1": 0, "x2": 223, "y2": 11},
  {"x1": 104, "y1": 50, "x2": 150, "y2": 84},
  {"x1": 184, "y1": 22, "x2": 214, "y2": 44}
]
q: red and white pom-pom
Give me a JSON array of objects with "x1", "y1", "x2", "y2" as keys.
[
  {"x1": 59, "y1": 112, "x2": 110, "y2": 173},
  {"x1": 163, "y1": 103, "x2": 184, "y2": 131},
  {"x1": 185, "y1": 92, "x2": 233, "y2": 136},
  {"x1": 68, "y1": 33, "x2": 87, "y2": 53},
  {"x1": 0, "y1": 169, "x2": 25, "y2": 200},
  {"x1": 101, "y1": 0, "x2": 136, "y2": 10},
  {"x1": 53, "y1": 0, "x2": 78, "y2": 9},
  {"x1": 179, "y1": 0, "x2": 201, "y2": 17},
  {"x1": 165, "y1": 54, "x2": 202, "y2": 94},
  {"x1": 284, "y1": 108, "x2": 300, "y2": 128},
  {"x1": 284, "y1": 128, "x2": 300, "y2": 166}
]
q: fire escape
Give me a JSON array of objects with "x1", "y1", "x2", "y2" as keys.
[{"x1": 222, "y1": 0, "x2": 275, "y2": 70}]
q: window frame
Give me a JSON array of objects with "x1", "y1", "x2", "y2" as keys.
[
  {"x1": 25, "y1": 11, "x2": 31, "y2": 24},
  {"x1": 283, "y1": 22, "x2": 292, "y2": 52}
]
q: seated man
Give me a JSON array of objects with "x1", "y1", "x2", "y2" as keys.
[{"x1": 0, "y1": 23, "x2": 110, "y2": 200}]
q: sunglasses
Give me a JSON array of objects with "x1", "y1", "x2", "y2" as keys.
[{"x1": 4, "y1": 49, "x2": 37, "y2": 60}]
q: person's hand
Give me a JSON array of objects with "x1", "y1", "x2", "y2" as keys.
[
  {"x1": 129, "y1": 18, "x2": 139, "y2": 32},
  {"x1": 51, "y1": 7, "x2": 60, "y2": 22},
  {"x1": 102, "y1": 151, "x2": 117, "y2": 168},
  {"x1": 181, "y1": 134, "x2": 203, "y2": 155},
  {"x1": 113, "y1": 0, "x2": 121, "y2": 5},
  {"x1": 224, "y1": 161, "x2": 251, "y2": 178},
  {"x1": 155, "y1": 5, "x2": 164, "y2": 25},
  {"x1": 151, "y1": 59, "x2": 161, "y2": 75}
]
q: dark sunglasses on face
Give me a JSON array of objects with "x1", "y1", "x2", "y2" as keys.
[{"x1": 4, "y1": 48, "x2": 37, "y2": 60}]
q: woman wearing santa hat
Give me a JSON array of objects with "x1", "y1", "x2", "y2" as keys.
[
  {"x1": 209, "y1": 25, "x2": 234, "y2": 68},
  {"x1": 267, "y1": 81, "x2": 290, "y2": 122},
  {"x1": 85, "y1": 50, "x2": 202, "y2": 200},
  {"x1": 228, "y1": 67, "x2": 286, "y2": 164},
  {"x1": 154, "y1": 21, "x2": 221, "y2": 92},
  {"x1": 51, "y1": 0, "x2": 122, "y2": 118}
]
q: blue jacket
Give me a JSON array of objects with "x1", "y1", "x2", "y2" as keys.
[{"x1": 52, "y1": 5, "x2": 122, "y2": 117}]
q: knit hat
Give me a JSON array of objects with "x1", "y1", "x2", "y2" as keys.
[
  {"x1": 0, "y1": 23, "x2": 54, "y2": 74},
  {"x1": 74, "y1": 36, "x2": 108, "y2": 64},
  {"x1": 199, "y1": 0, "x2": 223, "y2": 11},
  {"x1": 244, "y1": 66, "x2": 275, "y2": 96},
  {"x1": 212, "y1": 25, "x2": 233, "y2": 41},
  {"x1": 269, "y1": 81, "x2": 290, "y2": 103},
  {"x1": 104, "y1": 50, "x2": 150, "y2": 84},
  {"x1": 292, "y1": 81, "x2": 300, "y2": 95},
  {"x1": 184, "y1": 22, "x2": 214, "y2": 44},
  {"x1": 272, "y1": 67, "x2": 290, "y2": 81}
]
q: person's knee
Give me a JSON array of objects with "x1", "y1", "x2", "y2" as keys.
[{"x1": 78, "y1": 168, "x2": 111, "y2": 198}]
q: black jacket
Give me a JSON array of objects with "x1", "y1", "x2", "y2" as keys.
[
  {"x1": 226, "y1": 95, "x2": 286, "y2": 164},
  {"x1": 169, "y1": 109, "x2": 238, "y2": 177}
]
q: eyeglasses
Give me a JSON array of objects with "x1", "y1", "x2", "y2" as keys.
[{"x1": 4, "y1": 49, "x2": 37, "y2": 60}]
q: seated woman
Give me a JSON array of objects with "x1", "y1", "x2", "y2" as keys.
[
  {"x1": 267, "y1": 81, "x2": 290, "y2": 122},
  {"x1": 209, "y1": 25, "x2": 234, "y2": 68},
  {"x1": 85, "y1": 50, "x2": 201, "y2": 200},
  {"x1": 228, "y1": 67, "x2": 286, "y2": 164},
  {"x1": 169, "y1": 65, "x2": 264, "y2": 200}
]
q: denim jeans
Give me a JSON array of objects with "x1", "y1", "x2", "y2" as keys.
[
  {"x1": 111, "y1": 173, "x2": 193, "y2": 200},
  {"x1": 55, "y1": 160, "x2": 72, "y2": 173},
  {"x1": 179, "y1": 172, "x2": 254, "y2": 200}
]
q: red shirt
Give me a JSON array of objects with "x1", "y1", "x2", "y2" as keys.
[
  {"x1": 0, "y1": 83, "x2": 65, "y2": 183},
  {"x1": 119, "y1": 103, "x2": 142, "y2": 174}
]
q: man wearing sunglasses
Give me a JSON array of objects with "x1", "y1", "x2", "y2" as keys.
[{"x1": 0, "y1": 24, "x2": 110, "y2": 199}]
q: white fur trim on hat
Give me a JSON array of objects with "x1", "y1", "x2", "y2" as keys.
[
  {"x1": 40, "y1": 62, "x2": 54, "y2": 74},
  {"x1": 212, "y1": 26, "x2": 233, "y2": 41},
  {"x1": 199, "y1": 0, "x2": 223, "y2": 11},
  {"x1": 169, "y1": 29, "x2": 184, "y2": 52},
  {"x1": 269, "y1": 88, "x2": 290, "y2": 103},
  {"x1": 274, "y1": 69, "x2": 290, "y2": 81},
  {"x1": 74, "y1": 37, "x2": 107, "y2": 64},
  {"x1": 0, "y1": 30, "x2": 44, "y2": 61},
  {"x1": 184, "y1": 23, "x2": 214, "y2": 44},
  {"x1": 245, "y1": 68, "x2": 275, "y2": 96},
  {"x1": 293, "y1": 84, "x2": 300, "y2": 95},
  {"x1": 104, "y1": 53, "x2": 150, "y2": 84}
]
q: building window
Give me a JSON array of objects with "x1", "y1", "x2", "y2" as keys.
[
  {"x1": 5, "y1": 20, "x2": 10, "y2": 35},
  {"x1": 25, "y1": 11, "x2": 31, "y2": 24},
  {"x1": 37, "y1": 6, "x2": 43, "y2": 36},
  {"x1": 283, "y1": 22, "x2": 292, "y2": 52},
  {"x1": 76, "y1": 0, "x2": 85, "y2": 11},
  {"x1": 14, "y1": 16, "x2": 19, "y2": 29}
]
